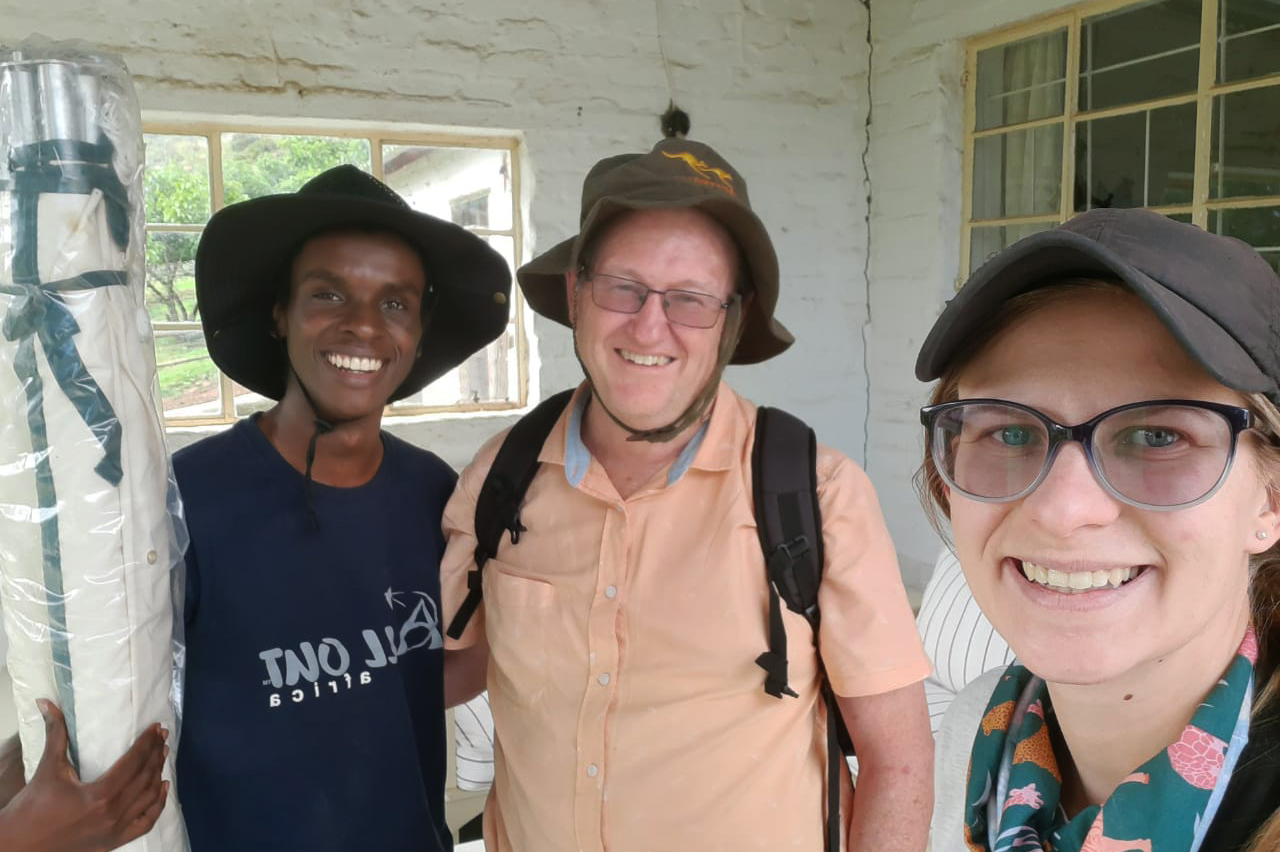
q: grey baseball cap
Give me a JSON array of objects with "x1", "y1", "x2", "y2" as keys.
[{"x1": 915, "y1": 208, "x2": 1280, "y2": 403}]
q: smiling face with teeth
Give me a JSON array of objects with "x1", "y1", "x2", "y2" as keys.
[
  {"x1": 566, "y1": 208, "x2": 739, "y2": 436},
  {"x1": 945, "y1": 286, "x2": 1279, "y2": 687},
  {"x1": 274, "y1": 229, "x2": 426, "y2": 425}
]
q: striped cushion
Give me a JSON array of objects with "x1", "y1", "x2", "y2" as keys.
[
  {"x1": 914, "y1": 549, "x2": 1013, "y2": 733},
  {"x1": 454, "y1": 692, "x2": 494, "y2": 792}
]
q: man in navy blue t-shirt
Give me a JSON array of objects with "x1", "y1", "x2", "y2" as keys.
[{"x1": 173, "y1": 165, "x2": 510, "y2": 852}]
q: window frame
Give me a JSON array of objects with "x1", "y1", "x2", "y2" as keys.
[
  {"x1": 143, "y1": 115, "x2": 529, "y2": 426},
  {"x1": 961, "y1": 0, "x2": 1280, "y2": 281}
]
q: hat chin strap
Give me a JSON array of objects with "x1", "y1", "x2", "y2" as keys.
[
  {"x1": 573, "y1": 299, "x2": 744, "y2": 444},
  {"x1": 290, "y1": 361, "x2": 405, "y2": 529},
  {"x1": 287, "y1": 365, "x2": 339, "y2": 530}
]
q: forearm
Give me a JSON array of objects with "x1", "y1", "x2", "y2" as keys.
[
  {"x1": 845, "y1": 755, "x2": 932, "y2": 852},
  {"x1": 835, "y1": 681, "x2": 934, "y2": 852}
]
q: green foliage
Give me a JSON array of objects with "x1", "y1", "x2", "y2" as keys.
[
  {"x1": 222, "y1": 135, "x2": 370, "y2": 204},
  {"x1": 143, "y1": 135, "x2": 209, "y2": 225}
]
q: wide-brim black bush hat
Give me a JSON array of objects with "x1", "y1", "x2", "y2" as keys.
[
  {"x1": 516, "y1": 137, "x2": 792, "y2": 364},
  {"x1": 915, "y1": 208, "x2": 1280, "y2": 403},
  {"x1": 195, "y1": 164, "x2": 512, "y2": 402}
]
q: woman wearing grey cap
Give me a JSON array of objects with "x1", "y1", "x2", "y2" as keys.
[{"x1": 916, "y1": 209, "x2": 1280, "y2": 852}]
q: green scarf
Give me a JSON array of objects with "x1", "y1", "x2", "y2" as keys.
[{"x1": 963, "y1": 628, "x2": 1257, "y2": 852}]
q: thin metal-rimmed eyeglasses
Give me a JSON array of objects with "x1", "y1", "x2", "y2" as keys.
[
  {"x1": 920, "y1": 398, "x2": 1255, "y2": 510},
  {"x1": 582, "y1": 270, "x2": 736, "y2": 329}
]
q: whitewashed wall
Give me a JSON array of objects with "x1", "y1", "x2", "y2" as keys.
[{"x1": 867, "y1": 0, "x2": 1081, "y2": 590}]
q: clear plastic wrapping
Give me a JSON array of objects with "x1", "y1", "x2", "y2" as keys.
[{"x1": 0, "y1": 36, "x2": 187, "y2": 850}]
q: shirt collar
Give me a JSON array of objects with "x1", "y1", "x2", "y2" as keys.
[{"x1": 551, "y1": 382, "x2": 742, "y2": 488}]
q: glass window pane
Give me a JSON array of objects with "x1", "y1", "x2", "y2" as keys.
[
  {"x1": 969, "y1": 222, "x2": 1058, "y2": 273},
  {"x1": 233, "y1": 381, "x2": 274, "y2": 418},
  {"x1": 392, "y1": 338, "x2": 514, "y2": 408},
  {"x1": 144, "y1": 134, "x2": 210, "y2": 225},
  {"x1": 1220, "y1": 0, "x2": 1280, "y2": 83},
  {"x1": 1079, "y1": 0, "x2": 1201, "y2": 112},
  {"x1": 393, "y1": 234, "x2": 517, "y2": 409},
  {"x1": 383, "y1": 145, "x2": 513, "y2": 231},
  {"x1": 1075, "y1": 103, "x2": 1196, "y2": 211},
  {"x1": 975, "y1": 29, "x2": 1067, "y2": 132},
  {"x1": 450, "y1": 191, "x2": 490, "y2": 228},
  {"x1": 484, "y1": 233, "x2": 515, "y2": 269},
  {"x1": 1210, "y1": 206, "x2": 1280, "y2": 273},
  {"x1": 449, "y1": 323, "x2": 516, "y2": 406},
  {"x1": 144, "y1": 231, "x2": 200, "y2": 322},
  {"x1": 155, "y1": 330, "x2": 220, "y2": 418},
  {"x1": 1147, "y1": 104, "x2": 1198, "y2": 205},
  {"x1": 972, "y1": 124, "x2": 1064, "y2": 219},
  {"x1": 1211, "y1": 85, "x2": 1280, "y2": 199},
  {"x1": 221, "y1": 134, "x2": 371, "y2": 204}
]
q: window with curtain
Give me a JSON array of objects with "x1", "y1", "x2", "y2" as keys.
[
  {"x1": 143, "y1": 124, "x2": 526, "y2": 425},
  {"x1": 963, "y1": 0, "x2": 1280, "y2": 278}
]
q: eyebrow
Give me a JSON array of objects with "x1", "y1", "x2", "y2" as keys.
[
  {"x1": 297, "y1": 268, "x2": 345, "y2": 286},
  {"x1": 297, "y1": 268, "x2": 423, "y2": 299}
]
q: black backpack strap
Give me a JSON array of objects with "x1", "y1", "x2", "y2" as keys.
[
  {"x1": 752, "y1": 406, "x2": 823, "y2": 695},
  {"x1": 445, "y1": 388, "x2": 576, "y2": 640},
  {"x1": 751, "y1": 406, "x2": 847, "y2": 852}
]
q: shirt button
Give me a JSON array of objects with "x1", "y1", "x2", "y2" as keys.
[
  {"x1": 598, "y1": 673, "x2": 611, "y2": 685},
  {"x1": 604, "y1": 585, "x2": 618, "y2": 599},
  {"x1": 586, "y1": 764, "x2": 599, "y2": 778}
]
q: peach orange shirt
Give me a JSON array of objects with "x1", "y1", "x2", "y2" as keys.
[{"x1": 441, "y1": 383, "x2": 929, "y2": 852}]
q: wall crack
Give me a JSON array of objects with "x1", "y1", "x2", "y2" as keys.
[{"x1": 858, "y1": 0, "x2": 874, "y2": 470}]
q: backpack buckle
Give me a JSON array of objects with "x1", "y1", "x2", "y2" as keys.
[
  {"x1": 769, "y1": 535, "x2": 809, "y2": 569},
  {"x1": 507, "y1": 512, "x2": 527, "y2": 545},
  {"x1": 768, "y1": 535, "x2": 821, "y2": 625},
  {"x1": 768, "y1": 534, "x2": 809, "y2": 588}
]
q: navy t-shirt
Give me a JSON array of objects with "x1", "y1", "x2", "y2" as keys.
[{"x1": 174, "y1": 416, "x2": 455, "y2": 852}]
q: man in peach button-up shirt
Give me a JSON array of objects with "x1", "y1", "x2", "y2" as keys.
[{"x1": 442, "y1": 128, "x2": 933, "y2": 852}]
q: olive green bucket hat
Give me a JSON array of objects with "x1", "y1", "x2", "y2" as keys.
[{"x1": 516, "y1": 137, "x2": 793, "y2": 364}]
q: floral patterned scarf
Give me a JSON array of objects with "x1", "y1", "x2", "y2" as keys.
[{"x1": 963, "y1": 628, "x2": 1257, "y2": 852}]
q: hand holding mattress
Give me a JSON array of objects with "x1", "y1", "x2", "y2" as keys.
[{"x1": 0, "y1": 699, "x2": 168, "y2": 852}]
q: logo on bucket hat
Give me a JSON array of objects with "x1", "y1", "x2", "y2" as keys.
[{"x1": 661, "y1": 150, "x2": 736, "y2": 195}]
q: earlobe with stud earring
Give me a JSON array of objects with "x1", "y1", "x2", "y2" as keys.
[{"x1": 1259, "y1": 531, "x2": 1271, "y2": 541}]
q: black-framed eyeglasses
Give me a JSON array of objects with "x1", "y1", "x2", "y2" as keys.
[
  {"x1": 920, "y1": 398, "x2": 1255, "y2": 510},
  {"x1": 582, "y1": 270, "x2": 735, "y2": 329}
]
